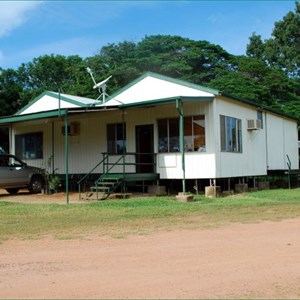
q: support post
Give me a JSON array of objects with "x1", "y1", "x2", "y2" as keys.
[
  {"x1": 122, "y1": 109, "x2": 126, "y2": 193},
  {"x1": 286, "y1": 154, "x2": 291, "y2": 189},
  {"x1": 176, "y1": 99, "x2": 185, "y2": 194},
  {"x1": 64, "y1": 110, "x2": 69, "y2": 205}
]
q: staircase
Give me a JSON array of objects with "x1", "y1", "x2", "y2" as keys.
[
  {"x1": 85, "y1": 175, "x2": 124, "y2": 200},
  {"x1": 78, "y1": 152, "x2": 159, "y2": 201}
]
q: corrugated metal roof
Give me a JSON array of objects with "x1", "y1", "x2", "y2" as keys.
[
  {"x1": 102, "y1": 71, "x2": 218, "y2": 106},
  {"x1": 16, "y1": 91, "x2": 101, "y2": 115}
]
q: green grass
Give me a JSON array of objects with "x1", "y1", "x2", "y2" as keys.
[{"x1": 0, "y1": 189, "x2": 300, "y2": 242}]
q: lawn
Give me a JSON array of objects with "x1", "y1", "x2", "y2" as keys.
[{"x1": 0, "y1": 189, "x2": 300, "y2": 242}]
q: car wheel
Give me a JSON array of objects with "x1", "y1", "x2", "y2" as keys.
[
  {"x1": 29, "y1": 176, "x2": 44, "y2": 194},
  {"x1": 6, "y1": 188, "x2": 20, "y2": 194}
]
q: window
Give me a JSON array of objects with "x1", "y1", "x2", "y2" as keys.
[
  {"x1": 220, "y1": 115, "x2": 242, "y2": 153},
  {"x1": 257, "y1": 111, "x2": 263, "y2": 129},
  {"x1": 158, "y1": 115, "x2": 206, "y2": 153},
  {"x1": 15, "y1": 132, "x2": 43, "y2": 159},
  {"x1": 158, "y1": 118, "x2": 179, "y2": 153},
  {"x1": 107, "y1": 123, "x2": 126, "y2": 154},
  {"x1": 184, "y1": 115, "x2": 206, "y2": 152}
]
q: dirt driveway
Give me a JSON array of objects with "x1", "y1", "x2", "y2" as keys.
[
  {"x1": 1, "y1": 209, "x2": 300, "y2": 299},
  {"x1": 0, "y1": 190, "x2": 299, "y2": 298},
  {"x1": 0, "y1": 189, "x2": 85, "y2": 204}
]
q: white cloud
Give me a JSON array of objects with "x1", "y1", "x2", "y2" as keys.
[{"x1": 0, "y1": 1, "x2": 42, "y2": 37}]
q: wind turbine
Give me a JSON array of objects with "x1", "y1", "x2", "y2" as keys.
[{"x1": 86, "y1": 67, "x2": 112, "y2": 104}]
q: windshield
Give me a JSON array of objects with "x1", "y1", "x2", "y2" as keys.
[{"x1": 0, "y1": 155, "x2": 25, "y2": 168}]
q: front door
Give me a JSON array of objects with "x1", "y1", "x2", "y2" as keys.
[{"x1": 135, "y1": 125, "x2": 154, "y2": 173}]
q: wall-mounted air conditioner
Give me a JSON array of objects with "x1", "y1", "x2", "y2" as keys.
[
  {"x1": 247, "y1": 119, "x2": 261, "y2": 130},
  {"x1": 61, "y1": 122, "x2": 80, "y2": 136}
]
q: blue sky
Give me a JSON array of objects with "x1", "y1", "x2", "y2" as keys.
[{"x1": 0, "y1": 1, "x2": 296, "y2": 70}]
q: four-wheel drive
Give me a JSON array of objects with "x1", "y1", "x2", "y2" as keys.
[{"x1": 0, "y1": 154, "x2": 45, "y2": 194}]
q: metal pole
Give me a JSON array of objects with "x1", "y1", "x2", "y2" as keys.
[
  {"x1": 286, "y1": 154, "x2": 291, "y2": 189},
  {"x1": 65, "y1": 110, "x2": 69, "y2": 204},
  {"x1": 51, "y1": 122, "x2": 54, "y2": 174},
  {"x1": 58, "y1": 90, "x2": 61, "y2": 116},
  {"x1": 122, "y1": 109, "x2": 125, "y2": 194},
  {"x1": 176, "y1": 99, "x2": 186, "y2": 194}
]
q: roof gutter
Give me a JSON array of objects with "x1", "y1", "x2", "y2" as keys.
[
  {"x1": 0, "y1": 106, "x2": 119, "y2": 125},
  {"x1": 0, "y1": 110, "x2": 68, "y2": 125}
]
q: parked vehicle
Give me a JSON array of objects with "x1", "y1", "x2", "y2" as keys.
[{"x1": 0, "y1": 154, "x2": 45, "y2": 194}]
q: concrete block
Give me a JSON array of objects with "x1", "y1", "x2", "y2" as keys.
[
  {"x1": 205, "y1": 186, "x2": 221, "y2": 198},
  {"x1": 176, "y1": 192, "x2": 194, "y2": 202}
]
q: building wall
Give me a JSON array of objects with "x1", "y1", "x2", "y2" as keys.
[
  {"x1": 11, "y1": 99, "x2": 298, "y2": 179},
  {"x1": 214, "y1": 97, "x2": 299, "y2": 178},
  {"x1": 215, "y1": 97, "x2": 268, "y2": 178},
  {"x1": 266, "y1": 113, "x2": 298, "y2": 170}
]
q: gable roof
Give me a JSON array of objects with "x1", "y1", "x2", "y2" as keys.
[
  {"x1": 104, "y1": 71, "x2": 219, "y2": 106},
  {"x1": 0, "y1": 71, "x2": 297, "y2": 125},
  {"x1": 16, "y1": 91, "x2": 101, "y2": 115}
]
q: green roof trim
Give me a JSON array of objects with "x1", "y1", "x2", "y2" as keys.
[
  {"x1": 0, "y1": 109, "x2": 67, "y2": 124},
  {"x1": 119, "y1": 96, "x2": 214, "y2": 108},
  {"x1": 105, "y1": 71, "x2": 219, "y2": 104}
]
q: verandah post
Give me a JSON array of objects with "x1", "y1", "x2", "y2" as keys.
[{"x1": 176, "y1": 98, "x2": 186, "y2": 194}]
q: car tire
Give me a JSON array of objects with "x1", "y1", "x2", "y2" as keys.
[
  {"x1": 28, "y1": 176, "x2": 44, "y2": 194},
  {"x1": 6, "y1": 188, "x2": 20, "y2": 194}
]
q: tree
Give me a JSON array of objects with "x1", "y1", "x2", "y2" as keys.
[
  {"x1": 94, "y1": 35, "x2": 233, "y2": 90},
  {"x1": 247, "y1": 2, "x2": 300, "y2": 78},
  {"x1": 246, "y1": 2, "x2": 300, "y2": 118},
  {"x1": 0, "y1": 67, "x2": 23, "y2": 115},
  {"x1": 16, "y1": 54, "x2": 100, "y2": 106}
]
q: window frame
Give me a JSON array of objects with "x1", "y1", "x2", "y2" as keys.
[
  {"x1": 158, "y1": 115, "x2": 206, "y2": 153},
  {"x1": 106, "y1": 123, "x2": 126, "y2": 155},
  {"x1": 15, "y1": 132, "x2": 43, "y2": 159},
  {"x1": 257, "y1": 111, "x2": 264, "y2": 129},
  {"x1": 220, "y1": 115, "x2": 242, "y2": 153}
]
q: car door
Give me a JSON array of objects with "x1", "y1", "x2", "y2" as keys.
[
  {"x1": 7, "y1": 156, "x2": 30, "y2": 186},
  {"x1": 0, "y1": 156, "x2": 12, "y2": 186}
]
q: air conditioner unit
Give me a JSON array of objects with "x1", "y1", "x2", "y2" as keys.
[
  {"x1": 61, "y1": 122, "x2": 80, "y2": 136},
  {"x1": 247, "y1": 119, "x2": 261, "y2": 130}
]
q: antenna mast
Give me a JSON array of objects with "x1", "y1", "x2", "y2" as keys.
[{"x1": 86, "y1": 67, "x2": 112, "y2": 104}]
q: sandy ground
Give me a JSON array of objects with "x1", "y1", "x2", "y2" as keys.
[
  {"x1": 0, "y1": 189, "x2": 87, "y2": 204},
  {"x1": 0, "y1": 191, "x2": 300, "y2": 299}
]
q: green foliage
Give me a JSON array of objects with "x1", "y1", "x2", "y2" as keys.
[
  {"x1": 47, "y1": 174, "x2": 61, "y2": 192},
  {"x1": 245, "y1": 2, "x2": 300, "y2": 118},
  {"x1": 247, "y1": 2, "x2": 300, "y2": 78},
  {"x1": 0, "y1": 68, "x2": 23, "y2": 116}
]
